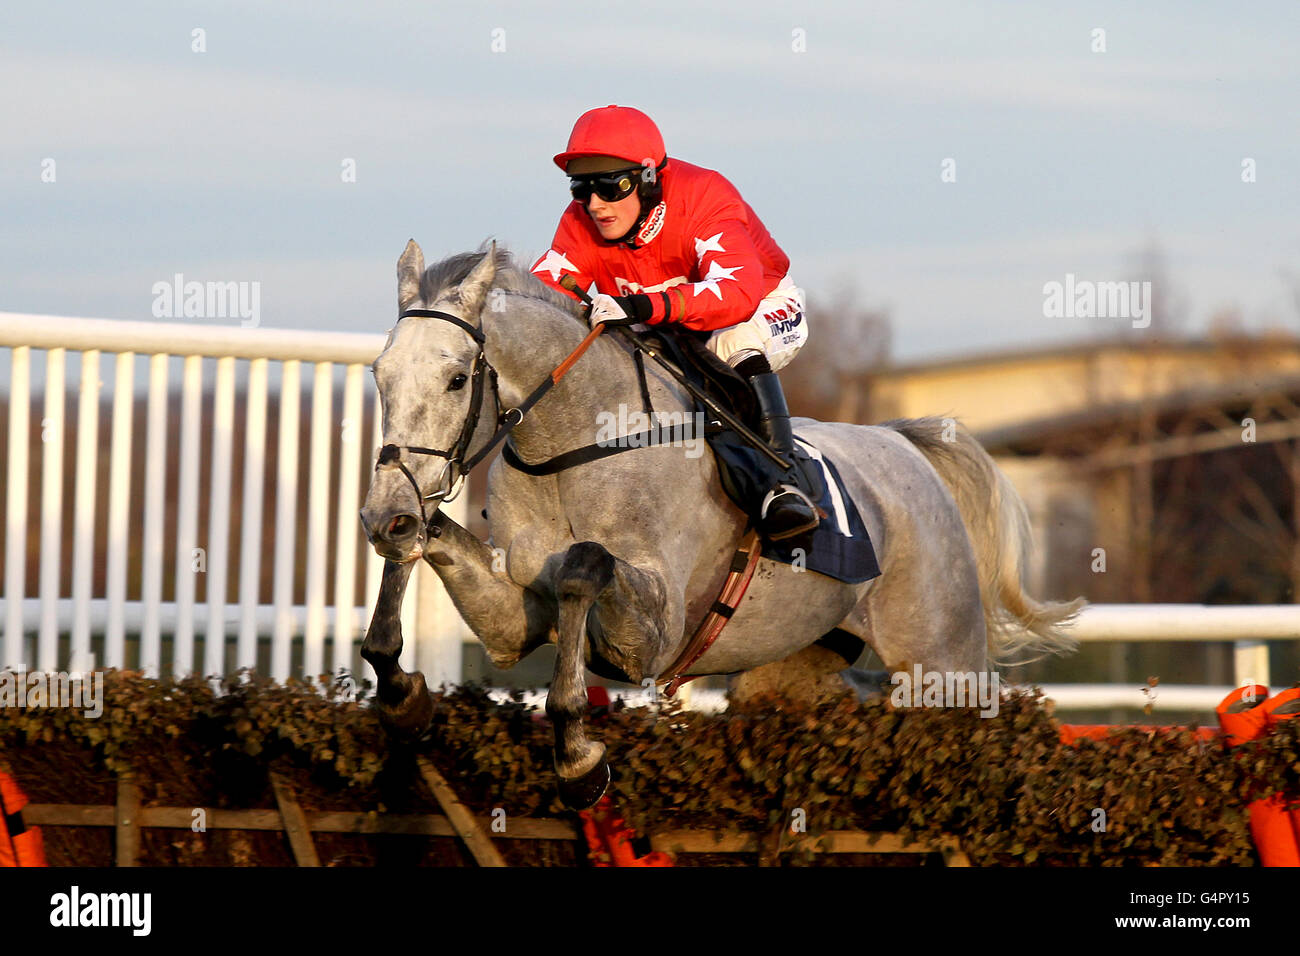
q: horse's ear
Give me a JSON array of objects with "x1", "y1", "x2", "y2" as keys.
[
  {"x1": 457, "y1": 240, "x2": 497, "y2": 318},
  {"x1": 397, "y1": 239, "x2": 424, "y2": 310}
]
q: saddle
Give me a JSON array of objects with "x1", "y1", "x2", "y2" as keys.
[
  {"x1": 634, "y1": 327, "x2": 755, "y2": 428},
  {"x1": 630, "y1": 327, "x2": 825, "y2": 519},
  {"x1": 625, "y1": 327, "x2": 880, "y2": 694},
  {"x1": 500, "y1": 323, "x2": 875, "y2": 583}
]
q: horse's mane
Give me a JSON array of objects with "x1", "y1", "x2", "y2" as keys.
[{"x1": 418, "y1": 240, "x2": 586, "y2": 324}]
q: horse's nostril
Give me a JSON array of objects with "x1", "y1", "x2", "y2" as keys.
[{"x1": 388, "y1": 515, "x2": 418, "y2": 539}]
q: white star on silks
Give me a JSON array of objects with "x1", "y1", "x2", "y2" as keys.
[
  {"x1": 532, "y1": 249, "x2": 577, "y2": 282},
  {"x1": 692, "y1": 260, "x2": 743, "y2": 300},
  {"x1": 694, "y1": 232, "x2": 726, "y2": 260}
]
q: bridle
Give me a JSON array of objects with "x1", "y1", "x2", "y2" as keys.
[
  {"x1": 375, "y1": 304, "x2": 599, "y2": 533},
  {"x1": 374, "y1": 308, "x2": 512, "y2": 531}
]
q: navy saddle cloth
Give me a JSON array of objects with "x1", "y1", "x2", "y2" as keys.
[{"x1": 636, "y1": 330, "x2": 881, "y2": 585}]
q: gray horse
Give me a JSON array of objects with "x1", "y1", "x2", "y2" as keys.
[{"x1": 360, "y1": 240, "x2": 1083, "y2": 808}]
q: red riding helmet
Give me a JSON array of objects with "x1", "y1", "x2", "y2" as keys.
[{"x1": 553, "y1": 105, "x2": 667, "y2": 174}]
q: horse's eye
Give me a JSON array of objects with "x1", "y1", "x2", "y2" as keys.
[{"x1": 448, "y1": 373, "x2": 468, "y2": 391}]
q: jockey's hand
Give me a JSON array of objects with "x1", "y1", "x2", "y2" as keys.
[
  {"x1": 587, "y1": 293, "x2": 635, "y2": 328},
  {"x1": 587, "y1": 293, "x2": 652, "y2": 328}
]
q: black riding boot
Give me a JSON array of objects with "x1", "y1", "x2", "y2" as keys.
[{"x1": 748, "y1": 370, "x2": 820, "y2": 542}]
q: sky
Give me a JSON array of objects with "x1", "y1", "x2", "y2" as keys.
[{"x1": 2, "y1": 0, "x2": 1297, "y2": 363}]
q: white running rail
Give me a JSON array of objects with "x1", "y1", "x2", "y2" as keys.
[
  {"x1": 1, "y1": 311, "x2": 467, "y2": 688},
  {"x1": 2, "y1": 312, "x2": 1295, "y2": 715}
]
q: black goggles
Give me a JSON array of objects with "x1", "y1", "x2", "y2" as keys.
[{"x1": 568, "y1": 168, "x2": 641, "y2": 204}]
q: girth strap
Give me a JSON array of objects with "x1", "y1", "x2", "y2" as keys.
[{"x1": 658, "y1": 528, "x2": 763, "y2": 696}]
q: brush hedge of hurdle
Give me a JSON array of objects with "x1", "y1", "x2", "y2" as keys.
[{"x1": 1, "y1": 671, "x2": 1297, "y2": 866}]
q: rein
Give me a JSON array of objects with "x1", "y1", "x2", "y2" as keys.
[{"x1": 376, "y1": 307, "x2": 606, "y2": 530}]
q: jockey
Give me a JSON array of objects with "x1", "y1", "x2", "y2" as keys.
[{"x1": 531, "y1": 104, "x2": 819, "y2": 542}]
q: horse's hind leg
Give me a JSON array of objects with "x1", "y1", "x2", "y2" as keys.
[
  {"x1": 811, "y1": 627, "x2": 892, "y2": 701},
  {"x1": 728, "y1": 641, "x2": 856, "y2": 708},
  {"x1": 835, "y1": 546, "x2": 987, "y2": 677},
  {"x1": 728, "y1": 622, "x2": 892, "y2": 707}
]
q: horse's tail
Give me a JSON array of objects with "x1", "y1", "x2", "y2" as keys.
[{"x1": 883, "y1": 415, "x2": 1085, "y2": 665}]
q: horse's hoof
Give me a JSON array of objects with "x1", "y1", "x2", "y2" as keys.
[
  {"x1": 376, "y1": 671, "x2": 434, "y2": 742},
  {"x1": 557, "y1": 760, "x2": 610, "y2": 810},
  {"x1": 840, "y1": 668, "x2": 891, "y2": 702}
]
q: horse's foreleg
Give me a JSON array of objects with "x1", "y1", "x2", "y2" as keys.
[
  {"x1": 547, "y1": 541, "x2": 617, "y2": 809},
  {"x1": 585, "y1": 553, "x2": 674, "y2": 683},
  {"x1": 359, "y1": 558, "x2": 433, "y2": 740},
  {"x1": 547, "y1": 540, "x2": 675, "y2": 809},
  {"x1": 423, "y1": 511, "x2": 552, "y2": 668},
  {"x1": 362, "y1": 510, "x2": 555, "y2": 742}
]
